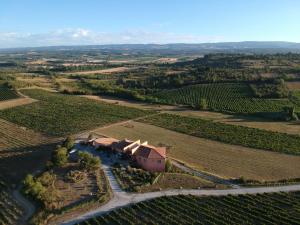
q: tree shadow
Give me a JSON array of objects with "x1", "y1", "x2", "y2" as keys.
[{"x1": 0, "y1": 142, "x2": 59, "y2": 186}]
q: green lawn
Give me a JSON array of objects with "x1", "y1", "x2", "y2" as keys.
[{"x1": 0, "y1": 89, "x2": 153, "y2": 136}]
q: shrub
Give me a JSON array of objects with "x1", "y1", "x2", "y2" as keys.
[
  {"x1": 78, "y1": 151, "x2": 100, "y2": 171},
  {"x1": 62, "y1": 136, "x2": 75, "y2": 150},
  {"x1": 52, "y1": 147, "x2": 68, "y2": 167},
  {"x1": 198, "y1": 98, "x2": 208, "y2": 110}
]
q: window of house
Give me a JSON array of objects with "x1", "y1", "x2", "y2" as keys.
[{"x1": 157, "y1": 160, "x2": 161, "y2": 163}]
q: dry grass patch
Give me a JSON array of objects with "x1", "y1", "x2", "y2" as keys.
[
  {"x1": 0, "y1": 97, "x2": 37, "y2": 110},
  {"x1": 63, "y1": 67, "x2": 133, "y2": 75},
  {"x1": 140, "y1": 173, "x2": 215, "y2": 192},
  {"x1": 95, "y1": 121, "x2": 300, "y2": 181},
  {"x1": 16, "y1": 77, "x2": 54, "y2": 89},
  {"x1": 51, "y1": 164, "x2": 99, "y2": 209},
  {"x1": 26, "y1": 60, "x2": 48, "y2": 65},
  {"x1": 55, "y1": 78, "x2": 78, "y2": 83},
  {"x1": 286, "y1": 81, "x2": 300, "y2": 90},
  {"x1": 154, "y1": 58, "x2": 178, "y2": 63}
]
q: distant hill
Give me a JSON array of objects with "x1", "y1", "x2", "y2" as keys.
[{"x1": 1, "y1": 41, "x2": 300, "y2": 54}]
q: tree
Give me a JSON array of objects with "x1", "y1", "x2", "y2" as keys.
[
  {"x1": 23, "y1": 174, "x2": 46, "y2": 200},
  {"x1": 52, "y1": 147, "x2": 68, "y2": 167},
  {"x1": 283, "y1": 106, "x2": 298, "y2": 121},
  {"x1": 198, "y1": 98, "x2": 208, "y2": 110},
  {"x1": 78, "y1": 151, "x2": 100, "y2": 171},
  {"x1": 62, "y1": 136, "x2": 74, "y2": 150}
]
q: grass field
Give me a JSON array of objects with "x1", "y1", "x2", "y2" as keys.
[
  {"x1": 139, "y1": 113, "x2": 300, "y2": 155},
  {"x1": 94, "y1": 121, "x2": 300, "y2": 181},
  {"x1": 0, "y1": 85, "x2": 19, "y2": 101},
  {"x1": 153, "y1": 83, "x2": 292, "y2": 113},
  {"x1": 79, "y1": 192, "x2": 300, "y2": 225},
  {"x1": 0, "y1": 89, "x2": 153, "y2": 136},
  {"x1": 63, "y1": 66, "x2": 133, "y2": 75}
]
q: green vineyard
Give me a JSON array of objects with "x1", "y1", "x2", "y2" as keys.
[
  {"x1": 78, "y1": 192, "x2": 300, "y2": 225},
  {"x1": 0, "y1": 119, "x2": 53, "y2": 151},
  {"x1": 153, "y1": 83, "x2": 292, "y2": 113},
  {"x1": 139, "y1": 113, "x2": 300, "y2": 155},
  {"x1": 0, "y1": 89, "x2": 153, "y2": 136},
  {"x1": 0, "y1": 85, "x2": 19, "y2": 101},
  {"x1": 0, "y1": 180, "x2": 23, "y2": 225}
]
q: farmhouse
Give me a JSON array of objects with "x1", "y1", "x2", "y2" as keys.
[
  {"x1": 93, "y1": 137, "x2": 166, "y2": 172},
  {"x1": 134, "y1": 144, "x2": 166, "y2": 172}
]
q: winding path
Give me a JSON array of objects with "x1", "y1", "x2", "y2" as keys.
[{"x1": 60, "y1": 145, "x2": 300, "y2": 225}]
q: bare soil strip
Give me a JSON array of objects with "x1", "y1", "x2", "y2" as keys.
[
  {"x1": 286, "y1": 81, "x2": 300, "y2": 90},
  {"x1": 63, "y1": 67, "x2": 135, "y2": 75},
  {"x1": 0, "y1": 97, "x2": 37, "y2": 110}
]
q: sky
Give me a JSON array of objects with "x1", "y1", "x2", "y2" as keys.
[{"x1": 0, "y1": 0, "x2": 300, "y2": 48}]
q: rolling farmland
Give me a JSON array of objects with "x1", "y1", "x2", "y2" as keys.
[
  {"x1": 78, "y1": 192, "x2": 300, "y2": 225},
  {"x1": 97, "y1": 121, "x2": 300, "y2": 181},
  {"x1": 139, "y1": 113, "x2": 300, "y2": 155},
  {"x1": 0, "y1": 119, "x2": 53, "y2": 151},
  {"x1": 0, "y1": 118, "x2": 58, "y2": 184},
  {"x1": 153, "y1": 83, "x2": 292, "y2": 113},
  {"x1": 0, "y1": 89, "x2": 153, "y2": 136}
]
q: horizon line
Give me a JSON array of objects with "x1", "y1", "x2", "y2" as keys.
[{"x1": 1, "y1": 40, "x2": 300, "y2": 50}]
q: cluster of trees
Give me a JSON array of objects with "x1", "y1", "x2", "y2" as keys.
[
  {"x1": 49, "y1": 136, "x2": 75, "y2": 167},
  {"x1": 23, "y1": 135, "x2": 101, "y2": 210},
  {"x1": 250, "y1": 79, "x2": 289, "y2": 98},
  {"x1": 49, "y1": 64, "x2": 114, "y2": 73},
  {"x1": 23, "y1": 172, "x2": 59, "y2": 210}
]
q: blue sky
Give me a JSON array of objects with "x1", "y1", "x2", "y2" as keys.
[{"x1": 0, "y1": 0, "x2": 299, "y2": 47}]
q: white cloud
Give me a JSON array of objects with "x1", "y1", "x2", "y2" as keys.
[{"x1": 0, "y1": 28, "x2": 224, "y2": 48}]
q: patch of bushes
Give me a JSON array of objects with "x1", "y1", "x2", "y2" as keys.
[
  {"x1": 112, "y1": 165, "x2": 157, "y2": 192},
  {"x1": 78, "y1": 151, "x2": 101, "y2": 171}
]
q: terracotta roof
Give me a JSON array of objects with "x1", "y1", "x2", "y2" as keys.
[
  {"x1": 94, "y1": 138, "x2": 119, "y2": 146},
  {"x1": 135, "y1": 145, "x2": 166, "y2": 159},
  {"x1": 112, "y1": 139, "x2": 133, "y2": 150}
]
